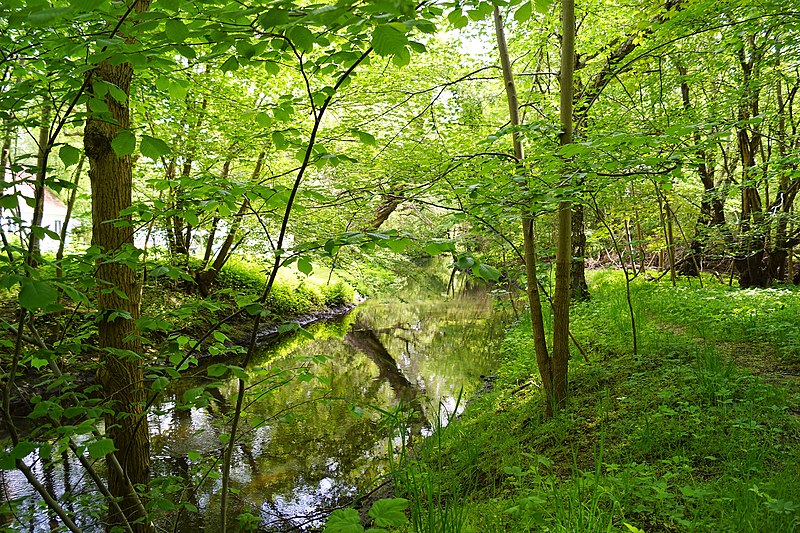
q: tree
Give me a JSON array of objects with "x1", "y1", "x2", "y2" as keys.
[
  {"x1": 83, "y1": 0, "x2": 153, "y2": 529},
  {"x1": 491, "y1": 0, "x2": 573, "y2": 415}
]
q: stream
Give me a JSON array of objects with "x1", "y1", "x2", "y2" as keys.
[{"x1": 1, "y1": 266, "x2": 509, "y2": 531}]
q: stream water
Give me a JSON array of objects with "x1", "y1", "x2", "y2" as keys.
[{"x1": 1, "y1": 266, "x2": 508, "y2": 531}]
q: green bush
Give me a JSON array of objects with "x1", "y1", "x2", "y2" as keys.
[{"x1": 322, "y1": 281, "x2": 355, "y2": 306}]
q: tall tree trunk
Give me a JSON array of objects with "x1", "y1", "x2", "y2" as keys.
[
  {"x1": 83, "y1": 1, "x2": 152, "y2": 530},
  {"x1": 494, "y1": 1, "x2": 573, "y2": 414},
  {"x1": 493, "y1": 7, "x2": 554, "y2": 415},
  {"x1": 677, "y1": 65, "x2": 725, "y2": 276},
  {"x1": 734, "y1": 36, "x2": 767, "y2": 288},
  {"x1": 552, "y1": 0, "x2": 575, "y2": 412}
]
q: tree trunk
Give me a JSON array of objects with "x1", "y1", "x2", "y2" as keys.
[
  {"x1": 551, "y1": 0, "x2": 575, "y2": 412},
  {"x1": 56, "y1": 155, "x2": 84, "y2": 281},
  {"x1": 83, "y1": 2, "x2": 152, "y2": 530},
  {"x1": 29, "y1": 104, "x2": 51, "y2": 266},
  {"x1": 368, "y1": 190, "x2": 404, "y2": 229},
  {"x1": 734, "y1": 36, "x2": 768, "y2": 288},
  {"x1": 570, "y1": 203, "x2": 590, "y2": 300},
  {"x1": 493, "y1": 7, "x2": 556, "y2": 415},
  {"x1": 194, "y1": 152, "x2": 264, "y2": 295}
]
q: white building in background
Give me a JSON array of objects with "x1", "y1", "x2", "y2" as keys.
[{"x1": 1, "y1": 166, "x2": 69, "y2": 253}]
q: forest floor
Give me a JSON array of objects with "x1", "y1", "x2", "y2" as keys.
[{"x1": 386, "y1": 271, "x2": 800, "y2": 533}]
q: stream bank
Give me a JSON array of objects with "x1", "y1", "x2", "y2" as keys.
[{"x1": 3, "y1": 263, "x2": 510, "y2": 532}]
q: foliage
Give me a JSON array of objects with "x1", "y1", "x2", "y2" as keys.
[{"x1": 395, "y1": 271, "x2": 800, "y2": 532}]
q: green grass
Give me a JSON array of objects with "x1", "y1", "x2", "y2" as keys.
[{"x1": 380, "y1": 270, "x2": 800, "y2": 533}]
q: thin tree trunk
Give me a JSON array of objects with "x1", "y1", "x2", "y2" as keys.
[
  {"x1": 195, "y1": 152, "x2": 264, "y2": 295},
  {"x1": 56, "y1": 154, "x2": 84, "y2": 280},
  {"x1": 83, "y1": 1, "x2": 152, "y2": 530},
  {"x1": 665, "y1": 198, "x2": 677, "y2": 286},
  {"x1": 29, "y1": 104, "x2": 51, "y2": 265},
  {"x1": 551, "y1": 0, "x2": 575, "y2": 412},
  {"x1": 493, "y1": 7, "x2": 556, "y2": 414},
  {"x1": 570, "y1": 203, "x2": 590, "y2": 300}
]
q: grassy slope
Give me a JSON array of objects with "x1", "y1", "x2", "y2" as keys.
[{"x1": 399, "y1": 271, "x2": 800, "y2": 533}]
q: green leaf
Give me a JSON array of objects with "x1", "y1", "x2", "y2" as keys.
[
  {"x1": 159, "y1": 0, "x2": 181, "y2": 11},
  {"x1": 324, "y1": 508, "x2": 364, "y2": 533},
  {"x1": 372, "y1": 23, "x2": 408, "y2": 56},
  {"x1": 155, "y1": 76, "x2": 171, "y2": 91},
  {"x1": 384, "y1": 237, "x2": 409, "y2": 253},
  {"x1": 353, "y1": 130, "x2": 375, "y2": 145},
  {"x1": 256, "y1": 112, "x2": 272, "y2": 127},
  {"x1": 297, "y1": 257, "x2": 313, "y2": 275},
  {"x1": 111, "y1": 129, "x2": 136, "y2": 156},
  {"x1": 18, "y1": 280, "x2": 58, "y2": 311},
  {"x1": 455, "y1": 256, "x2": 475, "y2": 270},
  {"x1": 534, "y1": 0, "x2": 552, "y2": 13},
  {"x1": 514, "y1": 1, "x2": 532, "y2": 22},
  {"x1": 392, "y1": 46, "x2": 410, "y2": 67},
  {"x1": 264, "y1": 61, "x2": 281, "y2": 75},
  {"x1": 0, "y1": 195, "x2": 18, "y2": 209},
  {"x1": 152, "y1": 376, "x2": 169, "y2": 392},
  {"x1": 88, "y1": 98, "x2": 109, "y2": 114},
  {"x1": 11, "y1": 441, "x2": 37, "y2": 460},
  {"x1": 59, "y1": 145, "x2": 82, "y2": 167},
  {"x1": 447, "y1": 9, "x2": 468, "y2": 28},
  {"x1": 71, "y1": 0, "x2": 101, "y2": 11},
  {"x1": 140, "y1": 135, "x2": 171, "y2": 160},
  {"x1": 207, "y1": 363, "x2": 228, "y2": 377},
  {"x1": 30, "y1": 355, "x2": 49, "y2": 370},
  {"x1": 29, "y1": 7, "x2": 71, "y2": 25},
  {"x1": 288, "y1": 26, "x2": 315, "y2": 54},
  {"x1": 168, "y1": 81, "x2": 187, "y2": 100},
  {"x1": 87, "y1": 438, "x2": 117, "y2": 459},
  {"x1": 165, "y1": 19, "x2": 189, "y2": 42},
  {"x1": 368, "y1": 498, "x2": 409, "y2": 527},
  {"x1": 272, "y1": 131, "x2": 287, "y2": 149},
  {"x1": 474, "y1": 263, "x2": 501, "y2": 281},
  {"x1": 220, "y1": 56, "x2": 240, "y2": 72},
  {"x1": 277, "y1": 322, "x2": 299, "y2": 334}
]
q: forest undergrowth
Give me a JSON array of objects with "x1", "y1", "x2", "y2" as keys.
[{"x1": 359, "y1": 271, "x2": 800, "y2": 533}]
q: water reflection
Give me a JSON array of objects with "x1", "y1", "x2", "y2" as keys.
[{"x1": 4, "y1": 268, "x2": 507, "y2": 531}]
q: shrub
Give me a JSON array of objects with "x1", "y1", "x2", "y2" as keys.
[{"x1": 322, "y1": 281, "x2": 355, "y2": 306}]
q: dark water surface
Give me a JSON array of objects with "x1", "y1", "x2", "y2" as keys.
[{"x1": 2, "y1": 269, "x2": 507, "y2": 531}]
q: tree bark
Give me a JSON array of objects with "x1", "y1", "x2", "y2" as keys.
[
  {"x1": 83, "y1": 1, "x2": 152, "y2": 530},
  {"x1": 551, "y1": 0, "x2": 575, "y2": 412},
  {"x1": 493, "y1": 7, "x2": 556, "y2": 415},
  {"x1": 734, "y1": 36, "x2": 767, "y2": 288},
  {"x1": 570, "y1": 203, "x2": 590, "y2": 300}
]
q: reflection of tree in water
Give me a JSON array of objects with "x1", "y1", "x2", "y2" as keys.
[
  {"x1": 346, "y1": 318, "x2": 419, "y2": 400},
  {"x1": 145, "y1": 278, "x2": 505, "y2": 531}
]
